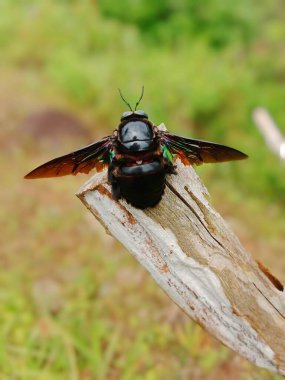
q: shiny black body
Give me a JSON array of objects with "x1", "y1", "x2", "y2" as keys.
[
  {"x1": 25, "y1": 103, "x2": 247, "y2": 209},
  {"x1": 108, "y1": 113, "x2": 173, "y2": 208}
]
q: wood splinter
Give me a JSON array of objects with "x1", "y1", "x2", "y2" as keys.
[{"x1": 77, "y1": 139, "x2": 285, "y2": 376}]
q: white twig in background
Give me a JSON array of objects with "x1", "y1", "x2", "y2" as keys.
[{"x1": 253, "y1": 107, "x2": 285, "y2": 160}]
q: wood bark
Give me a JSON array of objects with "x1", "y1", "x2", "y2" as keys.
[{"x1": 77, "y1": 137, "x2": 285, "y2": 375}]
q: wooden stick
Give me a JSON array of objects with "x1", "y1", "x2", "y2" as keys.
[{"x1": 77, "y1": 143, "x2": 285, "y2": 375}]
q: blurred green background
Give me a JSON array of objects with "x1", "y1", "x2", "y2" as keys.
[{"x1": 1, "y1": 0, "x2": 285, "y2": 379}]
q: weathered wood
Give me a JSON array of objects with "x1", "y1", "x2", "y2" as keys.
[{"x1": 77, "y1": 133, "x2": 285, "y2": 375}]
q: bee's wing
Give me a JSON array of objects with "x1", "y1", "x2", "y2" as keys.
[
  {"x1": 160, "y1": 132, "x2": 248, "y2": 165},
  {"x1": 25, "y1": 137, "x2": 111, "y2": 179}
]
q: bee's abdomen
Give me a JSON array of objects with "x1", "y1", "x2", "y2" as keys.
[{"x1": 117, "y1": 161, "x2": 166, "y2": 209}]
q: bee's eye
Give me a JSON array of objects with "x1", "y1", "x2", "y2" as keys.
[
  {"x1": 120, "y1": 111, "x2": 133, "y2": 121},
  {"x1": 135, "y1": 110, "x2": 148, "y2": 119}
]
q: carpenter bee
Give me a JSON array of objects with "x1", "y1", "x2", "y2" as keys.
[{"x1": 25, "y1": 87, "x2": 247, "y2": 208}]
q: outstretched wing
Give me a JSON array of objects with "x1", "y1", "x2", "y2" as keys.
[
  {"x1": 159, "y1": 132, "x2": 248, "y2": 165},
  {"x1": 25, "y1": 136, "x2": 112, "y2": 179}
]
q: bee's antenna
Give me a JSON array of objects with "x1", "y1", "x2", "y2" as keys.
[
  {"x1": 118, "y1": 88, "x2": 133, "y2": 112},
  {"x1": 134, "y1": 86, "x2": 144, "y2": 111}
]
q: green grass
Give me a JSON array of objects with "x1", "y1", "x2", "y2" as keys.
[{"x1": 1, "y1": 1, "x2": 285, "y2": 379}]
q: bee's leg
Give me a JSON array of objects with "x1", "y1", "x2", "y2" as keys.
[
  {"x1": 111, "y1": 181, "x2": 121, "y2": 201},
  {"x1": 161, "y1": 155, "x2": 177, "y2": 175},
  {"x1": 166, "y1": 163, "x2": 177, "y2": 175},
  {"x1": 108, "y1": 168, "x2": 121, "y2": 200}
]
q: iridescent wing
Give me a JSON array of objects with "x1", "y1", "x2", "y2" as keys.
[
  {"x1": 25, "y1": 136, "x2": 112, "y2": 179},
  {"x1": 159, "y1": 132, "x2": 248, "y2": 165}
]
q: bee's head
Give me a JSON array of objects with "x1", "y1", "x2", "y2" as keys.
[
  {"x1": 119, "y1": 87, "x2": 147, "y2": 121},
  {"x1": 120, "y1": 109, "x2": 148, "y2": 121}
]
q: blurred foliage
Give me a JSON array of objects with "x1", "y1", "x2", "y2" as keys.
[
  {"x1": 99, "y1": 0, "x2": 258, "y2": 48},
  {"x1": 1, "y1": 0, "x2": 285, "y2": 379}
]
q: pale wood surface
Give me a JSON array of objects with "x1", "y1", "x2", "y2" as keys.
[{"x1": 77, "y1": 156, "x2": 285, "y2": 375}]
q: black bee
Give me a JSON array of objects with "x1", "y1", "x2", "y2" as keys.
[{"x1": 25, "y1": 87, "x2": 247, "y2": 209}]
